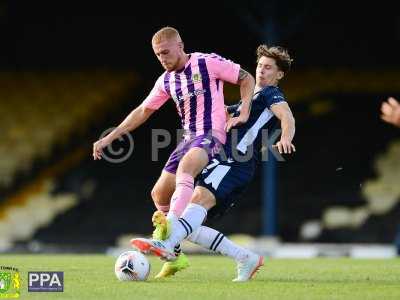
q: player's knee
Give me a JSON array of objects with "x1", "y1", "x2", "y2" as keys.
[
  {"x1": 151, "y1": 186, "x2": 169, "y2": 206},
  {"x1": 191, "y1": 187, "x2": 215, "y2": 210}
]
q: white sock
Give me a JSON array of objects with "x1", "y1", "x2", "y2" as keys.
[
  {"x1": 187, "y1": 226, "x2": 249, "y2": 261},
  {"x1": 165, "y1": 203, "x2": 207, "y2": 248},
  {"x1": 166, "y1": 210, "x2": 178, "y2": 223}
]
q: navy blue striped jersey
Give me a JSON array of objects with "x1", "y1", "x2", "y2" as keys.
[{"x1": 225, "y1": 85, "x2": 286, "y2": 162}]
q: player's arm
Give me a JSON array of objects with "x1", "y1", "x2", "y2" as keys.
[
  {"x1": 93, "y1": 75, "x2": 169, "y2": 160},
  {"x1": 102, "y1": 104, "x2": 155, "y2": 144},
  {"x1": 225, "y1": 69, "x2": 255, "y2": 131},
  {"x1": 237, "y1": 68, "x2": 254, "y2": 118},
  {"x1": 93, "y1": 104, "x2": 156, "y2": 160},
  {"x1": 270, "y1": 102, "x2": 296, "y2": 154}
]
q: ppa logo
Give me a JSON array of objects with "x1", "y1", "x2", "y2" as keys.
[{"x1": 28, "y1": 272, "x2": 64, "y2": 292}]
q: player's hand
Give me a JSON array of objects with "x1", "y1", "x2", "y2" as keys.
[
  {"x1": 225, "y1": 113, "x2": 248, "y2": 132},
  {"x1": 93, "y1": 138, "x2": 108, "y2": 160},
  {"x1": 381, "y1": 97, "x2": 400, "y2": 128},
  {"x1": 274, "y1": 138, "x2": 296, "y2": 154}
]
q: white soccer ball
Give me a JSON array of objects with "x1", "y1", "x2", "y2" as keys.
[{"x1": 114, "y1": 250, "x2": 150, "y2": 281}]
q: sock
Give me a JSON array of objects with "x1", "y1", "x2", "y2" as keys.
[
  {"x1": 187, "y1": 226, "x2": 249, "y2": 261},
  {"x1": 154, "y1": 203, "x2": 170, "y2": 216},
  {"x1": 165, "y1": 203, "x2": 207, "y2": 248},
  {"x1": 167, "y1": 172, "x2": 194, "y2": 218}
]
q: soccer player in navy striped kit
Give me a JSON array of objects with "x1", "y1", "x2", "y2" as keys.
[{"x1": 132, "y1": 45, "x2": 296, "y2": 281}]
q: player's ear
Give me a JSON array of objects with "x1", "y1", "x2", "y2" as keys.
[
  {"x1": 277, "y1": 71, "x2": 284, "y2": 80},
  {"x1": 179, "y1": 41, "x2": 184, "y2": 50}
]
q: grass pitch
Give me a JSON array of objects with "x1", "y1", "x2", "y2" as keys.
[{"x1": 1, "y1": 254, "x2": 399, "y2": 300}]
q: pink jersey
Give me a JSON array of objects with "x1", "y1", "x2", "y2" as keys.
[{"x1": 142, "y1": 52, "x2": 240, "y2": 144}]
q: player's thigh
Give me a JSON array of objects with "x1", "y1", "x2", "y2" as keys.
[
  {"x1": 191, "y1": 186, "x2": 216, "y2": 210},
  {"x1": 177, "y1": 147, "x2": 209, "y2": 177},
  {"x1": 151, "y1": 170, "x2": 176, "y2": 205},
  {"x1": 199, "y1": 161, "x2": 254, "y2": 219}
]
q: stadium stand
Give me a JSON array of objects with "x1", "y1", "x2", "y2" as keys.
[
  {"x1": 0, "y1": 70, "x2": 136, "y2": 190},
  {"x1": 0, "y1": 70, "x2": 137, "y2": 251}
]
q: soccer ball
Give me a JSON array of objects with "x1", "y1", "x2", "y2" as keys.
[{"x1": 114, "y1": 250, "x2": 150, "y2": 281}]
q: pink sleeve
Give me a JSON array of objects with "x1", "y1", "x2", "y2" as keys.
[
  {"x1": 142, "y1": 75, "x2": 170, "y2": 110},
  {"x1": 206, "y1": 54, "x2": 241, "y2": 84}
]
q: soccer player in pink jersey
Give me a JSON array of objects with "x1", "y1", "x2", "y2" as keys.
[{"x1": 93, "y1": 27, "x2": 254, "y2": 230}]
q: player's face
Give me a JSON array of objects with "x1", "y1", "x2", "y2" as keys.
[
  {"x1": 256, "y1": 56, "x2": 283, "y2": 87},
  {"x1": 152, "y1": 39, "x2": 183, "y2": 72}
]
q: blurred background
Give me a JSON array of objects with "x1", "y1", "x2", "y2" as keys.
[{"x1": 1, "y1": 0, "x2": 400, "y2": 257}]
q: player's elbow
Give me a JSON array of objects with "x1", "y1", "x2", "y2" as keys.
[
  {"x1": 139, "y1": 104, "x2": 155, "y2": 119},
  {"x1": 280, "y1": 111, "x2": 295, "y2": 129},
  {"x1": 287, "y1": 112, "x2": 295, "y2": 125},
  {"x1": 277, "y1": 106, "x2": 295, "y2": 122},
  {"x1": 240, "y1": 72, "x2": 255, "y2": 88}
]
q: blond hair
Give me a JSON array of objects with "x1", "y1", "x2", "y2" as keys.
[
  {"x1": 256, "y1": 45, "x2": 293, "y2": 74},
  {"x1": 152, "y1": 27, "x2": 182, "y2": 44}
]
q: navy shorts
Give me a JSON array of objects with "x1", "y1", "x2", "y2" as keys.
[{"x1": 196, "y1": 153, "x2": 256, "y2": 219}]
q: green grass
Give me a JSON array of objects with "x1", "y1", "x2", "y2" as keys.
[{"x1": 1, "y1": 254, "x2": 399, "y2": 300}]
